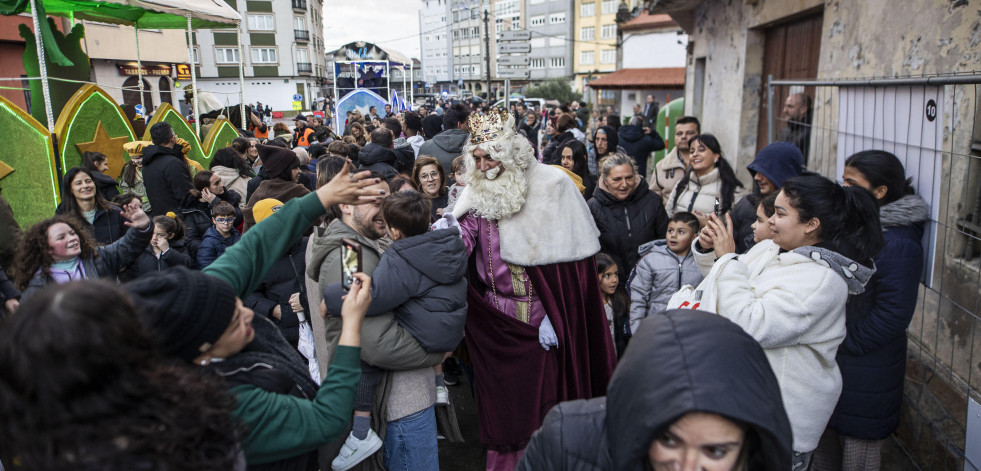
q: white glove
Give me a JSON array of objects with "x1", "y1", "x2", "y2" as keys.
[
  {"x1": 539, "y1": 316, "x2": 558, "y2": 351},
  {"x1": 431, "y1": 212, "x2": 460, "y2": 233}
]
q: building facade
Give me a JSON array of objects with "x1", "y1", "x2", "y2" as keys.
[
  {"x1": 525, "y1": 0, "x2": 574, "y2": 83},
  {"x1": 419, "y1": 0, "x2": 452, "y2": 91},
  {"x1": 192, "y1": 0, "x2": 327, "y2": 112},
  {"x1": 572, "y1": 0, "x2": 619, "y2": 103}
]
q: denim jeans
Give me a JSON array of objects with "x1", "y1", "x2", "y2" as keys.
[{"x1": 384, "y1": 406, "x2": 439, "y2": 471}]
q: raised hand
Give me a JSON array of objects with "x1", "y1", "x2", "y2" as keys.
[
  {"x1": 316, "y1": 161, "x2": 386, "y2": 208},
  {"x1": 120, "y1": 198, "x2": 151, "y2": 230}
]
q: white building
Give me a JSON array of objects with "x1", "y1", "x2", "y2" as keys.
[
  {"x1": 419, "y1": 0, "x2": 452, "y2": 91},
  {"x1": 191, "y1": 0, "x2": 327, "y2": 112}
]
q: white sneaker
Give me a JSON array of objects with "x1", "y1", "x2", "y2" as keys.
[
  {"x1": 332, "y1": 429, "x2": 382, "y2": 471},
  {"x1": 436, "y1": 385, "x2": 449, "y2": 405}
]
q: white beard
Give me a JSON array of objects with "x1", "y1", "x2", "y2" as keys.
[{"x1": 466, "y1": 166, "x2": 528, "y2": 220}]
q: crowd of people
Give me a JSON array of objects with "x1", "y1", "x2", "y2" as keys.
[{"x1": 0, "y1": 91, "x2": 926, "y2": 471}]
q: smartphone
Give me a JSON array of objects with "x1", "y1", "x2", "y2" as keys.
[
  {"x1": 714, "y1": 197, "x2": 727, "y2": 227},
  {"x1": 340, "y1": 238, "x2": 362, "y2": 291}
]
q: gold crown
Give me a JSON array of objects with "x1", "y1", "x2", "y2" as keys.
[{"x1": 468, "y1": 109, "x2": 513, "y2": 145}]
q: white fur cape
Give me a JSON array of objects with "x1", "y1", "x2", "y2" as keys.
[{"x1": 453, "y1": 163, "x2": 601, "y2": 266}]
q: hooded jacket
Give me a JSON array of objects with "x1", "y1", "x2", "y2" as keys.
[
  {"x1": 357, "y1": 142, "x2": 399, "y2": 181},
  {"x1": 179, "y1": 190, "x2": 243, "y2": 263},
  {"x1": 141, "y1": 144, "x2": 193, "y2": 217},
  {"x1": 692, "y1": 239, "x2": 874, "y2": 452},
  {"x1": 628, "y1": 240, "x2": 702, "y2": 333},
  {"x1": 588, "y1": 179, "x2": 668, "y2": 284},
  {"x1": 731, "y1": 143, "x2": 804, "y2": 252},
  {"x1": 210, "y1": 165, "x2": 250, "y2": 207},
  {"x1": 417, "y1": 128, "x2": 469, "y2": 176},
  {"x1": 517, "y1": 310, "x2": 793, "y2": 471},
  {"x1": 617, "y1": 125, "x2": 664, "y2": 179},
  {"x1": 829, "y1": 195, "x2": 928, "y2": 439},
  {"x1": 324, "y1": 228, "x2": 468, "y2": 353},
  {"x1": 587, "y1": 126, "x2": 621, "y2": 177},
  {"x1": 542, "y1": 131, "x2": 576, "y2": 166}
]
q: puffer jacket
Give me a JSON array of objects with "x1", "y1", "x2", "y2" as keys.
[
  {"x1": 55, "y1": 203, "x2": 128, "y2": 246},
  {"x1": 130, "y1": 239, "x2": 193, "y2": 277},
  {"x1": 357, "y1": 142, "x2": 399, "y2": 181},
  {"x1": 324, "y1": 228, "x2": 467, "y2": 353},
  {"x1": 587, "y1": 179, "x2": 668, "y2": 284},
  {"x1": 648, "y1": 147, "x2": 687, "y2": 204},
  {"x1": 829, "y1": 195, "x2": 929, "y2": 439},
  {"x1": 666, "y1": 167, "x2": 747, "y2": 217},
  {"x1": 197, "y1": 226, "x2": 241, "y2": 269},
  {"x1": 307, "y1": 219, "x2": 443, "y2": 370},
  {"x1": 517, "y1": 310, "x2": 793, "y2": 471},
  {"x1": 245, "y1": 237, "x2": 309, "y2": 348},
  {"x1": 179, "y1": 191, "x2": 243, "y2": 263},
  {"x1": 627, "y1": 240, "x2": 702, "y2": 333},
  {"x1": 21, "y1": 222, "x2": 153, "y2": 301}
]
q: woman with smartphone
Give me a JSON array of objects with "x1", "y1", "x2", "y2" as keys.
[{"x1": 666, "y1": 133, "x2": 746, "y2": 227}]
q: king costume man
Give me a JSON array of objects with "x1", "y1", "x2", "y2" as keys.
[{"x1": 448, "y1": 111, "x2": 617, "y2": 471}]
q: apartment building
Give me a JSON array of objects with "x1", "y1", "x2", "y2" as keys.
[
  {"x1": 419, "y1": 0, "x2": 452, "y2": 91},
  {"x1": 526, "y1": 0, "x2": 574, "y2": 82},
  {"x1": 192, "y1": 0, "x2": 327, "y2": 111},
  {"x1": 572, "y1": 0, "x2": 620, "y2": 103}
]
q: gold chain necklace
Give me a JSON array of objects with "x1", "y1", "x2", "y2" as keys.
[{"x1": 487, "y1": 220, "x2": 533, "y2": 312}]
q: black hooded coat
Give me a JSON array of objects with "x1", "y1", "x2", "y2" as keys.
[{"x1": 517, "y1": 310, "x2": 793, "y2": 471}]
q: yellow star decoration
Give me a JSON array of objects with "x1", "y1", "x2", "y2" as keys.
[
  {"x1": 76, "y1": 122, "x2": 129, "y2": 180},
  {"x1": 0, "y1": 160, "x2": 12, "y2": 181}
]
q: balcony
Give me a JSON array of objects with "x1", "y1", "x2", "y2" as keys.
[
  {"x1": 297, "y1": 62, "x2": 313, "y2": 74},
  {"x1": 294, "y1": 29, "x2": 309, "y2": 41},
  {"x1": 292, "y1": 0, "x2": 306, "y2": 11}
]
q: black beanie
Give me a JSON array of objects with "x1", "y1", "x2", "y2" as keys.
[
  {"x1": 126, "y1": 267, "x2": 238, "y2": 362},
  {"x1": 257, "y1": 144, "x2": 300, "y2": 180}
]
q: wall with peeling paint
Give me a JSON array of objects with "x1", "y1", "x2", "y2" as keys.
[{"x1": 676, "y1": 0, "x2": 981, "y2": 469}]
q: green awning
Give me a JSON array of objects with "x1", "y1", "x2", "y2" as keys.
[{"x1": 36, "y1": 0, "x2": 240, "y2": 29}]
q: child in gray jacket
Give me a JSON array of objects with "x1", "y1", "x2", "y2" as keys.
[
  {"x1": 628, "y1": 212, "x2": 703, "y2": 333},
  {"x1": 323, "y1": 190, "x2": 468, "y2": 470}
]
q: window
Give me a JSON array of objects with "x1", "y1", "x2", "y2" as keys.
[
  {"x1": 601, "y1": 0, "x2": 617, "y2": 14},
  {"x1": 496, "y1": 23, "x2": 503, "y2": 33},
  {"x1": 512, "y1": 19, "x2": 521, "y2": 29},
  {"x1": 293, "y1": 16, "x2": 305, "y2": 30},
  {"x1": 251, "y1": 47, "x2": 277, "y2": 63},
  {"x1": 296, "y1": 48, "x2": 309, "y2": 63},
  {"x1": 601, "y1": 24, "x2": 616, "y2": 39},
  {"x1": 581, "y1": 3, "x2": 595, "y2": 17},
  {"x1": 190, "y1": 46, "x2": 199, "y2": 64},
  {"x1": 530, "y1": 58, "x2": 545, "y2": 69},
  {"x1": 215, "y1": 47, "x2": 240, "y2": 64},
  {"x1": 247, "y1": 14, "x2": 274, "y2": 31},
  {"x1": 530, "y1": 0, "x2": 544, "y2": 4},
  {"x1": 600, "y1": 49, "x2": 615, "y2": 64},
  {"x1": 580, "y1": 50, "x2": 594, "y2": 65},
  {"x1": 530, "y1": 15, "x2": 545, "y2": 26},
  {"x1": 530, "y1": 37, "x2": 546, "y2": 48},
  {"x1": 580, "y1": 26, "x2": 594, "y2": 40},
  {"x1": 549, "y1": 12, "x2": 566, "y2": 24},
  {"x1": 550, "y1": 57, "x2": 565, "y2": 68},
  {"x1": 549, "y1": 35, "x2": 566, "y2": 47}
]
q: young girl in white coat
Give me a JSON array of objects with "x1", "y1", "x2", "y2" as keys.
[{"x1": 693, "y1": 173, "x2": 884, "y2": 471}]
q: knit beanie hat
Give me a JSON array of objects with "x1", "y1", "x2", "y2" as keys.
[
  {"x1": 126, "y1": 267, "x2": 238, "y2": 362},
  {"x1": 257, "y1": 144, "x2": 300, "y2": 179},
  {"x1": 252, "y1": 198, "x2": 284, "y2": 223},
  {"x1": 747, "y1": 142, "x2": 804, "y2": 189}
]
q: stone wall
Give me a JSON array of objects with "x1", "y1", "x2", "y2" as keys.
[{"x1": 674, "y1": 0, "x2": 981, "y2": 469}]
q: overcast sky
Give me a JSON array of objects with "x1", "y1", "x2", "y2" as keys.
[{"x1": 323, "y1": 1, "x2": 422, "y2": 59}]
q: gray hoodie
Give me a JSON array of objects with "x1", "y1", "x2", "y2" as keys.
[
  {"x1": 417, "y1": 128, "x2": 469, "y2": 175},
  {"x1": 628, "y1": 239, "x2": 703, "y2": 332}
]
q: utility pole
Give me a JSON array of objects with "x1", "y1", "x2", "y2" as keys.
[{"x1": 483, "y1": 9, "x2": 491, "y2": 101}]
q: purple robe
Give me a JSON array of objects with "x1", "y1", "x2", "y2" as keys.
[{"x1": 459, "y1": 213, "x2": 617, "y2": 458}]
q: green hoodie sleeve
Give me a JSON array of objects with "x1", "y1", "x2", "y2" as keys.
[
  {"x1": 230, "y1": 345, "x2": 362, "y2": 464},
  {"x1": 204, "y1": 192, "x2": 325, "y2": 297}
]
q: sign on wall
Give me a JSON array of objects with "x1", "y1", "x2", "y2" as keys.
[{"x1": 836, "y1": 86, "x2": 944, "y2": 286}]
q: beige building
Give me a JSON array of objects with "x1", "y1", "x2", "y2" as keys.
[
  {"x1": 83, "y1": 23, "x2": 190, "y2": 114},
  {"x1": 572, "y1": 0, "x2": 619, "y2": 105}
]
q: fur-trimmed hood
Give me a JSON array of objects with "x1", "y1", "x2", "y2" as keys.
[{"x1": 879, "y1": 194, "x2": 930, "y2": 229}]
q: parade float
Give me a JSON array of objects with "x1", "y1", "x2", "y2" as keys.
[{"x1": 0, "y1": 0, "x2": 246, "y2": 227}]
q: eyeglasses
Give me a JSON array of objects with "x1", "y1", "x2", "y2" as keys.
[
  {"x1": 214, "y1": 217, "x2": 235, "y2": 224},
  {"x1": 419, "y1": 173, "x2": 440, "y2": 181}
]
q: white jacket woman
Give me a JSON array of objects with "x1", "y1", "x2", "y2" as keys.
[
  {"x1": 665, "y1": 133, "x2": 745, "y2": 225},
  {"x1": 692, "y1": 174, "x2": 883, "y2": 464}
]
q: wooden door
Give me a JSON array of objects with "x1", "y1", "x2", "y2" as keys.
[{"x1": 756, "y1": 12, "x2": 823, "y2": 155}]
